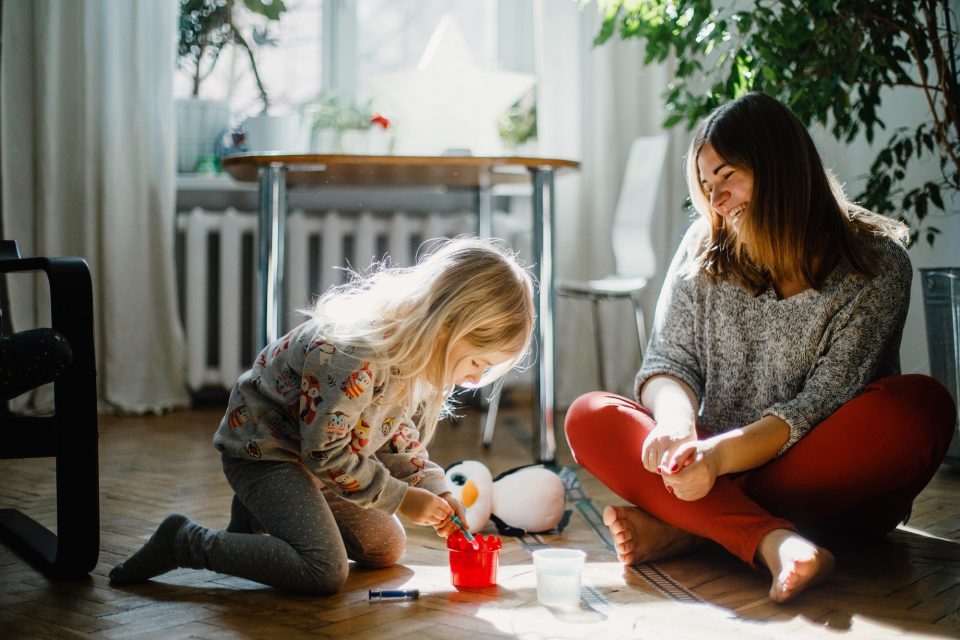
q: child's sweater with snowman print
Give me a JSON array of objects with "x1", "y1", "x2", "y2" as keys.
[{"x1": 213, "y1": 317, "x2": 449, "y2": 515}]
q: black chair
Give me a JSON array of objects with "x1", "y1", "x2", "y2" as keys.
[{"x1": 0, "y1": 240, "x2": 99, "y2": 576}]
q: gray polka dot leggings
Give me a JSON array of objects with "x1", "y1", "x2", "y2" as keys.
[{"x1": 174, "y1": 455, "x2": 406, "y2": 594}]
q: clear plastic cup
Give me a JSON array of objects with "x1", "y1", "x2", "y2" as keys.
[{"x1": 532, "y1": 548, "x2": 586, "y2": 608}]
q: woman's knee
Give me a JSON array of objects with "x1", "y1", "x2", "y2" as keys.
[
  {"x1": 564, "y1": 391, "x2": 651, "y2": 461},
  {"x1": 565, "y1": 391, "x2": 612, "y2": 451},
  {"x1": 867, "y1": 374, "x2": 956, "y2": 450}
]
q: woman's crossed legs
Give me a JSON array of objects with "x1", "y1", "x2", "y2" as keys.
[{"x1": 564, "y1": 375, "x2": 954, "y2": 602}]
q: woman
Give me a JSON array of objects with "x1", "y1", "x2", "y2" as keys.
[{"x1": 564, "y1": 93, "x2": 955, "y2": 603}]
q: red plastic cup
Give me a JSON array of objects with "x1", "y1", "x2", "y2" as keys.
[{"x1": 447, "y1": 531, "x2": 501, "y2": 588}]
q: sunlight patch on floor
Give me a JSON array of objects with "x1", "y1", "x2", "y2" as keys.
[{"x1": 897, "y1": 524, "x2": 955, "y2": 542}]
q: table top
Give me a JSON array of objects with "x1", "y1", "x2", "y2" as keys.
[{"x1": 221, "y1": 153, "x2": 580, "y2": 188}]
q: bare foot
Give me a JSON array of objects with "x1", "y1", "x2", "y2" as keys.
[
  {"x1": 756, "y1": 528, "x2": 835, "y2": 603},
  {"x1": 602, "y1": 505, "x2": 702, "y2": 565}
]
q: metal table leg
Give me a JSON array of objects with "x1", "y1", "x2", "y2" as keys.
[
  {"x1": 476, "y1": 175, "x2": 502, "y2": 446},
  {"x1": 257, "y1": 163, "x2": 288, "y2": 349},
  {"x1": 476, "y1": 170, "x2": 493, "y2": 238},
  {"x1": 531, "y1": 167, "x2": 557, "y2": 463}
]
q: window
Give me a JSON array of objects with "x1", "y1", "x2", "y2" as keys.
[
  {"x1": 175, "y1": 0, "x2": 534, "y2": 140},
  {"x1": 356, "y1": 0, "x2": 498, "y2": 87},
  {"x1": 175, "y1": 0, "x2": 533, "y2": 109},
  {"x1": 175, "y1": 0, "x2": 324, "y2": 119}
]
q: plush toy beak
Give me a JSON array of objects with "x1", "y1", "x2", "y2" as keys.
[{"x1": 461, "y1": 479, "x2": 479, "y2": 508}]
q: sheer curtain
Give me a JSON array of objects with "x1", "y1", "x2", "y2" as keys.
[
  {"x1": 1, "y1": 0, "x2": 189, "y2": 413},
  {"x1": 534, "y1": 0, "x2": 691, "y2": 405}
]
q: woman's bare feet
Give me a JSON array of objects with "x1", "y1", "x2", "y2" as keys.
[
  {"x1": 603, "y1": 505, "x2": 702, "y2": 565},
  {"x1": 756, "y1": 528, "x2": 835, "y2": 603}
]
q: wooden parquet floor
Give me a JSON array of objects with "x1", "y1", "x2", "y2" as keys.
[{"x1": 1, "y1": 396, "x2": 959, "y2": 639}]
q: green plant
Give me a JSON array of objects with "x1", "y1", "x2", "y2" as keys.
[
  {"x1": 178, "y1": 0, "x2": 288, "y2": 113},
  {"x1": 498, "y1": 94, "x2": 538, "y2": 150},
  {"x1": 592, "y1": 0, "x2": 959, "y2": 245},
  {"x1": 304, "y1": 92, "x2": 375, "y2": 132}
]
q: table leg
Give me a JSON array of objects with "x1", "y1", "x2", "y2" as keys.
[
  {"x1": 475, "y1": 170, "x2": 493, "y2": 238},
  {"x1": 475, "y1": 176, "x2": 501, "y2": 446},
  {"x1": 531, "y1": 168, "x2": 557, "y2": 463},
  {"x1": 257, "y1": 163, "x2": 287, "y2": 350}
]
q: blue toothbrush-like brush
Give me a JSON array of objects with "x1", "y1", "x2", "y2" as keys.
[{"x1": 450, "y1": 514, "x2": 474, "y2": 541}]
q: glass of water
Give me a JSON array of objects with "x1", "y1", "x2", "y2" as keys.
[{"x1": 532, "y1": 548, "x2": 586, "y2": 608}]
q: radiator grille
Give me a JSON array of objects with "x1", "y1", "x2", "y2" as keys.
[{"x1": 175, "y1": 207, "x2": 475, "y2": 391}]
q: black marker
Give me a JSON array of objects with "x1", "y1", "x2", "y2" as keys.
[{"x1": 368, "y1": 589, "x2": 420, "y2": 601}]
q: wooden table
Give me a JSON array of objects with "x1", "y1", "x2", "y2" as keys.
[{"x1": 221, "y1": 153, "x2": 579, "y2": 463}]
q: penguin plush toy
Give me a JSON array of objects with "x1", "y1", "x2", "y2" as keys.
[{"x1": 444, "y1": 460, "x2": 571, "y2": 536}]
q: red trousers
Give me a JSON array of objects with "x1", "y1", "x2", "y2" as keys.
[{"x1": 564, "y1": 375, "x2": 956, "y2": 566}]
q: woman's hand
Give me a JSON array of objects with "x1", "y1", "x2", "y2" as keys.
[
  {"x1": 398, "y1": 487, "x2": 454, "y2": 526},
  {"x1": 639, "y1": 374, "x2": 699, "y2": 474},
  {"x1": 432, "y1": 491, "x2": 468, "y2": 538},
  {"x1": 656, "y1": 416, "x2": 792, "y2": 501},
  {"x1": 659, "y1": 438, "x2": 721, "y2": 501},
  {"x1": 641, "y1": 422, "x2": 697, "y2": 475}
]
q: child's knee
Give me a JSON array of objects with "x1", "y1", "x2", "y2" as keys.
[
  {"x1": 348, "y1": 518, "x2": 406, "y2": 568},
  {"x1": 298, "y1": 553, "x2": 350, "y2": 595},
  {"x1": 354, "y1": 543, "x2": 404, "y2": 569}
]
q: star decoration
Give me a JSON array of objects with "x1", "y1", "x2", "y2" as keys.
[{"x1": 369, "y1": 15, "x2": 536, "y2": 156}]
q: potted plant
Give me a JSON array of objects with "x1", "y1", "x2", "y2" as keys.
[
  {"x1": 592, "y1": 0, "x2": 960, "y2": 463},
  {"x1": 592, "y1": 0, "x2": 957, "y2": 245},
  {"x1": 498, "y1": 92, "x2": 538, "y2": 155},
  {"x1": 176, "y1": 0, "x2": 288, "y2": 169},
  {"x1": 303, "y1": 92, "x2": 393, "y2": 154}
]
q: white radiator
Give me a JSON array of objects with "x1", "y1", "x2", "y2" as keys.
[{"x1": 176, "y1": 207, "x2": 476, "y2": 392}]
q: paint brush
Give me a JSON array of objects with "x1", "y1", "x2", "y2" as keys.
[{"x1": 450, "y1": 514, "x2": 476, "y2": 544}]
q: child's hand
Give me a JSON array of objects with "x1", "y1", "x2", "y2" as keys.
[
  {"x1": 433, "y1": 492, "x2": 468, "y2": 539},
  {"x1": 398, "y1": 487, "x2": 453, "y2": 526}
]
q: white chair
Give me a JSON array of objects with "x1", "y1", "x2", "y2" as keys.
[
  {"x1": 556, "y1": 134, "x2": 668, "y2": 390},
  {"x1": 480, "y1": 135, "x2": 668, "y2": 447}
]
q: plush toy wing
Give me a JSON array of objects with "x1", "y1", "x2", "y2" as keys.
[
  {"x1": 443, "y1": 460, "x2": 493, "y2": 534},
  {"x1": 491, "y1": 464, "x2": 568, "y2": 534}
]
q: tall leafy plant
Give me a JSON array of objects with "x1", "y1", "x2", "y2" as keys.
[
  {"x1": 593, "y1": 0, "x2": 959, "y2": 245},
  {"x1": 179, "y1": 0, "x2": 288, "y2": 113}
]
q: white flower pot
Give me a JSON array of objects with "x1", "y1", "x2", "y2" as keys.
[
  {"x1": 243, "y1": 114, "x2": 310, "y2": 153},
  {"x1": 312, "y1": 128, "x2": 341, "y2": 153},
  {"x1": 367, "y1": 128, "x2": 393, "y2": 155},
  {"x1": 341, "y1": 129, "x2": 369, "y2": 154}
]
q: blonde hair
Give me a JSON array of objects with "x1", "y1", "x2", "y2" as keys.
[
  {"x1": 684, "y1": 93, "x2": 908, "y2": 295},
  {"x1": 307, "y1": 236, "x2": 535, "y2": 444}
]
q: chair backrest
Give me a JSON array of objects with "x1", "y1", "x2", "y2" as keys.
[{"x1": 611, "y1": 134, "x2": 669, "y2": 279}]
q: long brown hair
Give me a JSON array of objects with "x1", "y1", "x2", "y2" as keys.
[{"x1": 684, "y1": 93, "x2": 907, "y2": 294}]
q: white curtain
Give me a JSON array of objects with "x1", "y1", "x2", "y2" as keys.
[
  {"x1": 1, "y1": 0, "x2": 189, "y2": 413},
  {"x1": 535, "y1": 0, "x2": 691, "y2": 405}
]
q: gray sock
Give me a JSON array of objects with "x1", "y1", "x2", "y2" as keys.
[{"x1": 109, "y1": 514, "x2": 191, "y2": 584}]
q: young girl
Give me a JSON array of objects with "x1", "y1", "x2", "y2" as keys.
[
  {"x1": 110, "y1": 236, "x2": 535, "y2": 594},
  {"x1": 564, "y1": 93, "x2": 956, "y2": 603}
]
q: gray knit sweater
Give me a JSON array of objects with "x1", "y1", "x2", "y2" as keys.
[{"x1": 635, "y1": 220, "x2": 912, "y2": 455}]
